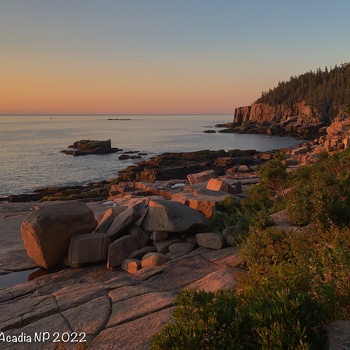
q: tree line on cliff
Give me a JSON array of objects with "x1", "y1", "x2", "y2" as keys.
[{"x1": 256, "y1": 62, "x2": 350, "y2": 117}]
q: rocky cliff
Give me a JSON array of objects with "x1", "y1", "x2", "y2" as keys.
[{"x1": 227, "y1": 101, "x2": 329, "y2": 139}]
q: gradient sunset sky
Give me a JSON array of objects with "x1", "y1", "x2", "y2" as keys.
[{"x1": 1, "y1": 0, "x2": 350, "y2": 114}]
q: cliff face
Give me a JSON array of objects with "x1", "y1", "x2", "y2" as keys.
[
  {"x1": 232, "y1": 101, "x2": 328, "y2": 138},
  {"x1": 234, "y1": 102, "x2": 323, "y2": 125}
]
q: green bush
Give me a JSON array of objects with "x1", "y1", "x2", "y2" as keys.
[
  {"x1": 241, "y1": 224, "x2": 350, "y2": 320},
  {"x1": 242, "y1": 283, "x2": 326, "y2": 350},
  {"x1": 241, "y1": 148, "x2": 350, "y2": 230},
  {"x1": 209, "y1": 211, "x2": 238, "y2": 233},
  {"x1": 151, "y1": 285, "x2": 326, "y2": 350},
  {"x1": 240, "y1": 153, "x2": 288, "y2": 226},
  {"x1": 151, "y1": 289, "x2": 253, "y2": 350},
  {"x1": 258, "y1": 152, "x2": 287, "y2": 193},
  {"x1": 284, "y1": 150, "x2": 350, "y2": 229},
  {"x1": 209, "y1": 197, "x2": 247, "y2": 233}
]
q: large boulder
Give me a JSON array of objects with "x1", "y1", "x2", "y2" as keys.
[
  {"x1": 20, "y1": 201, "x2": 97, "y2": 269},
  {"x1": 141, "y1": 198, "x2": 209, "y2": 233},
  {"x1": 68, "y1": 233, "x2": 111, "y2": 265}
]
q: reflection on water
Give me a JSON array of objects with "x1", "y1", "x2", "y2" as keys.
[
  {"x1": 0, "y1": 266, "x2": 65, "y2": 288},
  {"x1": 0, "y1": 269, "x2": 39, "y2": 288},
  {"x1": 28, "y1": 267, "x2": 51, "y2": 281}
]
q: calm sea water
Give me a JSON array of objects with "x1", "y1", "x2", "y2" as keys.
[{"x1": 0, "y1": 114, "x2": 302, "y2": 196}]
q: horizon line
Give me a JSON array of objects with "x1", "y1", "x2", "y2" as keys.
[{"x1": 0, "y1": 113, "x2": 233, "y2": 116}]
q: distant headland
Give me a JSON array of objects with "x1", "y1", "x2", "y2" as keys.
[{"x1": 219, "y1": 63, "x2": 350, "y2": 140}]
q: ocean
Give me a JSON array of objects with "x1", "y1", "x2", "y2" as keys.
[{"x1": 0, "y1": 114, "x2": 302, "y2": 196}]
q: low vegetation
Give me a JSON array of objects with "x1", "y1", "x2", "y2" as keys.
[{"x1": 151, "y1": 149, "x2": 350, "y2": 349}]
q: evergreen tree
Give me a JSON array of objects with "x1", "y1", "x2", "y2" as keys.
[{"x1": 255, "y1": 63, "x2": 350, "y2": 118}]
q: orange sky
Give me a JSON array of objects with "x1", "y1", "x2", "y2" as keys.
[
  {"x1": 0, "y1": 52, "x2": 256, "y2": 114},
  {"x1": 1, "y1": 1, "x2": 350, "y2": 114}
]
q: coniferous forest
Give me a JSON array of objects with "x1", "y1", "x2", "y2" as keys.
[{"x1": 255, "y1": 63, "x2": 350, "y2": 116}]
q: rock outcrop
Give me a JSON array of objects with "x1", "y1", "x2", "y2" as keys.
[
  {"x1": 61, "y1": 139, "x2": 121, "y2": 156},
  {"x1": 222, "y1": 101, "x2": 328, "y2": 139},
  {"x1": 115, "y1": 149, "x2": 260, "y2": 182},
  {"x1": 19, "y1": 181, "x2": 243, "y2": 271},
  {"x1": 0, "y1": 246, "x2": 241, "y2": 349}
]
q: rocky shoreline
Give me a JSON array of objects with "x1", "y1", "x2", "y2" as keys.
[
  {"x1": 3, "y1": 101, "x2": 349, "y2": 203},
  {"x1": 2, "y1": 114, "x2": 350, "y2": 348}
]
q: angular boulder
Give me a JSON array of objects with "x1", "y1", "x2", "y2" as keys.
[
  {"x1": 106, "y1": 199, "x2": 148, "y2": 241},
  {"x1": 94, "y1": 205, "x2": 128, "y2": 234},
  {"x1": 107, "y1": 234, "x2": 138, "y2": 268},
  {"x1": 20, "y1": 201, "x2": 97, "y2": 269},
  {"x1": 141, "y1": 198, "x2": 209, "y2": 233},
  {"x1": 172, "y1": 188, "x2": 233, "y2": 219},
  {"x1": 68, "y1": 233, "x2": 111, "y2": 265}
]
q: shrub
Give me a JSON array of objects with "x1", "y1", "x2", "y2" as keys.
[
  {"x1": 258, "y1": 152, "x2": 287, "y2": 193},
  {"x1": 151, "y1": 285, "x2": 327, "y2": 350},
  {"x1": 151, "y1": 289, "x2": 254, "y2": 350},
  {"x1": 241, "y1": 224, "x2": 350, "y2": 320},
  {"x1": 284, "y1": 149, "x2": 350, "y2": 229},
  {"x1": 209, "y1": 211, "x2": 238, "y2": 233},
  {"x1": 209, "y1": 197, "x2": 247, "y2": 233},
  {"x1": 242, "y1": 283, "x2": 326, "y2": 350}
]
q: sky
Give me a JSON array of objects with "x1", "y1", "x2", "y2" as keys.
[{"x1": 1, "y1": 0, "x2": 350, "y2": 115}]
